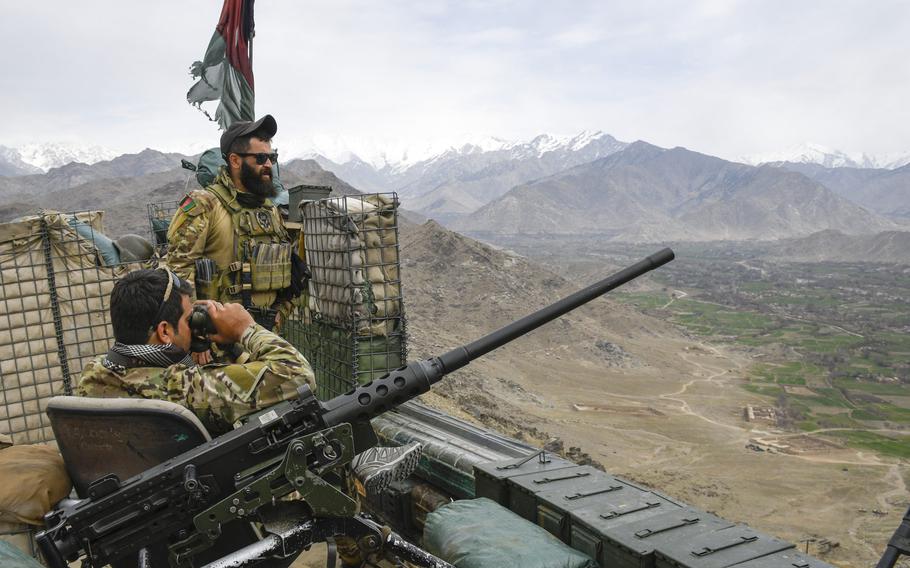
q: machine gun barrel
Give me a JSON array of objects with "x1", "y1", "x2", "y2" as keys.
[{"x1": 319, "y1": 248, "x2": 674, "y2": 429}]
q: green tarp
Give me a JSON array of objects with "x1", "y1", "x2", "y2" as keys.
[
  {"x1": 423, "y1": 498, "x2": 598, "y2": 568},
  {"x1": 0, "y1": 541, "x2": 44, "y2": 568}
]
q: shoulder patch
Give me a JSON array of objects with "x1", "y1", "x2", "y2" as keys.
[
  {"x1": 180, "y1": 194, "x2": 197, "y2": 212},
  {"x1": 177, "y1": 191, "x2": 212, "y2": 217}
]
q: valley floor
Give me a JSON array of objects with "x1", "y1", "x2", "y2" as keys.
[{"x1": 297, "y1": 229, "x2": 908, "y2": 567}]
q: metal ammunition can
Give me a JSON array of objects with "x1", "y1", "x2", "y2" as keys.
[
  {"x1": 654, "y1": 525, "x2": 795, "y2": 568},
  {"x1": 473, "y1": 453, "x2": 574, "y2": 506},
  {"x1": 507, "y1": 465, "x2": 684, "y2": 544},
  {"x1": 598, "y1": 507, "x2": 734, "y2": 568},
  {"x1": 567, "y1": 492, "x2": 696, "y2": 565}
]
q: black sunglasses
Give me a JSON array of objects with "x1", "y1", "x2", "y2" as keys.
[{"x1": 234, "y1": 152, "x2": 278, "y2": 165}]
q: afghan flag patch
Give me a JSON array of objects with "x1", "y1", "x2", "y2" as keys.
[{"x1": 180, "y1": 195, "x2": 197, "y2": 213}]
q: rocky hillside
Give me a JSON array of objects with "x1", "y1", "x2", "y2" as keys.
[
  {"x1": 400, "y1": 219, "x2": 670, "y2": 435},
  {"x1": 775, "y1": 162, "x2": 910, "y2": 220},
  {"x1": 0, "y1": 148, "x2": 192, "y2": 199},
  {"x1": 0, "y1": 158, "x2": 370, "y2": 238},
  {"x1": 281, "y1": 158, "x2": 362, "y2": 196},
  {"x1": 0, "y1": 146, "x2": 43, "y2": 176}
]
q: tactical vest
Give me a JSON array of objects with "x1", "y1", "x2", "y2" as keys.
[{"x1": 195, "y1": 181, "x2": 292, "y2": 314}]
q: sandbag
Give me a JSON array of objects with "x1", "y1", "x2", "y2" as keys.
[
  {"x1": 0, "y1": 444, "x2": 72, "y2": 525},
  {"x1": 423, "y1": 497, "x2": 597, "y2": 568},
  {"x1": 301, "y1": 194, "x2": 401, "y2": 334}
]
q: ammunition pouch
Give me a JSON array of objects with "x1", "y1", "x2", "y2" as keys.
[
  {"x1": 249, "y1": 243, "x2": 292, "y2": 292},
  {"x1": 193, "y1": 259, "x2": 218, "y2": 300},
  {"x1": 194, "y1": 182, "x2": 295, "y2": 316}
]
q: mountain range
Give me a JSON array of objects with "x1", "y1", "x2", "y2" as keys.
[
  {"x1": 0, "y1": 148, "x2": 193, "y2": 199},
  {"x1": 303, "y1": 137, "x2": 909, "y2": 228},
  {"x1": 769, "y1": 161, "x2": 910, "y2": 220},
  {"x1": 742, "y1": 142, "x2": 910, "y2": 170},
  {"x1": 2, "y1": 136, "x2": 908, "y2": 243},
  {"x1": 5, "y1": 137, "x2": 910, "y2": 176},
  {"x1": 0, "y1": 148, "x2": 365, "y2": 237},
  {"x1": 0, "y1": 143, "x2": 118, "y2": 174},
  {"x1": 307, "y1": 131, "x2": 627, "y2": 223},
  {"x1": 450, "y1": 141, "x2": 900, "y2": 241}
]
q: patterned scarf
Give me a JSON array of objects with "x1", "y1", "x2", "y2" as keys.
[
  {"x1": 236, "y1": 191, "x2": 265, "y2": 208},
  {"x1": 102, "y1": 342, "x2": 194, "y2": 374}
]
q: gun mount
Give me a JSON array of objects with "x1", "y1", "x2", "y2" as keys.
[{"x1": 36, "y1": 248, "x2": 675, "y2": 568}]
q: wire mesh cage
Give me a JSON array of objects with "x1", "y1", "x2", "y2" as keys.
[
  {"x1": 0, "y1": 211, "x2": 148, "y2": 444},
  {"x1": 284, "y1": 193, "x2": 408, "y2": 399},
  {"x1": 147, "y1": 200, "x2": 179, "y2": 252}
]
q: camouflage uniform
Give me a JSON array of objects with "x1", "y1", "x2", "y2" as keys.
[
  {"x1": 165, "y1": 167, "x2": 293, "y2": 329},
  {"x1": 76, "y1": 324, "x2": 315, "y2": 435}
]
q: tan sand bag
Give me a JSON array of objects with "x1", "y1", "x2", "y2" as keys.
[{"x1": 0, "y1": 444, "x2": 72, "y2": 526}]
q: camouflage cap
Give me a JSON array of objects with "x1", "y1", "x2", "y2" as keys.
[{"x1": 220, "y1": 114, "x2": 278, "y2": 158}]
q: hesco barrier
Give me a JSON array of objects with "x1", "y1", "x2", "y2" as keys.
[
  {"x1": 0, "y1": 212, "x2": 145, "y2": 444},
  {"x1": 285, "y1": 193, "x2": 407, "y2": 399},
  {"x1": 0, "y1": 193, "x2": 408, "y2": 442}
]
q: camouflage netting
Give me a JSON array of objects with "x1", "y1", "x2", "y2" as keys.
[
  {"x1": 0, "y1": 212, "x2": 144, "y2": 444},
  {"x1": 286, "y1": 194, "x2": 407, "y2": 398}
]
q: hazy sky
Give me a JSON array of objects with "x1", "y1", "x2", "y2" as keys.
[{"x1": 2, "y1": 0, "x2": 909, "y2": 161}]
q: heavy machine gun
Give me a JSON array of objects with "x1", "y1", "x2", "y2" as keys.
[{"x1": 36, "y1": 248, "x2": 675, "y2": 568}]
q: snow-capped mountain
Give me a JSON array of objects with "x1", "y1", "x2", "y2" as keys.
[
  {"x1": 294, "y1": 131, "x2": 616, "y2": 174},
  {"x1": 743, "y1": 143, "x2": 910, "y2": 170},
  {"x1": 290, "y1": 131, "x2": 627, "y2": 221},
  {"x1": 0, "y1": 146, "x2": 43, "y2": 176},
  {"x1": 294, "y1": 134, "x2": 517, "y2": 174},
  {"x1": 878, "y1": 151, "x2": 910, "y2": 170},
  {"x1": 10, "y1": 142, "x2": 118, "y2": 172}
]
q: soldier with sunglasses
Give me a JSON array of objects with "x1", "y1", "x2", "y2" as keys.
[{"x1": 165, "y1": 115, "x2": 297, "y2": 338}]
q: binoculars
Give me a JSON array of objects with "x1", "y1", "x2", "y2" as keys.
[{"x1": 188, "y1": 305, "x2": 216, "y2": 353}]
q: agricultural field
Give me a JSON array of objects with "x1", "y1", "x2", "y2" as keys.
[
  {"x1": 622, "y1": 253, "x2": 910, "y2": 459},
  {"x1": 483, "y1": 235, "x2": 910, "y2": 460}
]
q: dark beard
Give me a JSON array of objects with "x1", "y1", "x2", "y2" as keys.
[{"x1": 239, "y1": 161, "x2": 277, "y2": 199}]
